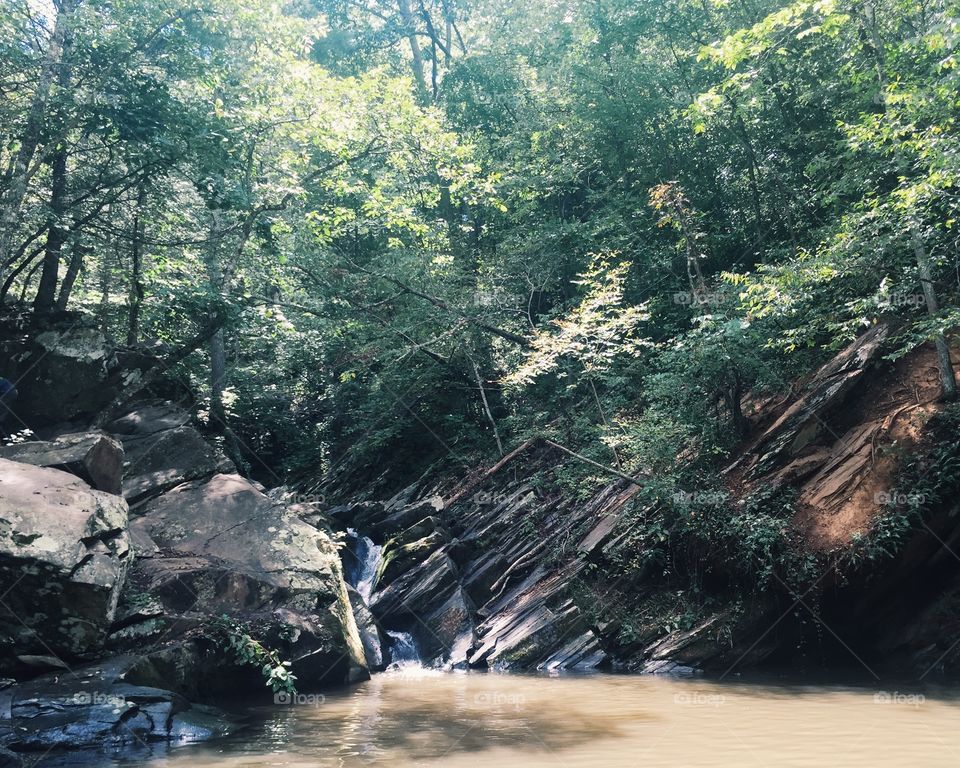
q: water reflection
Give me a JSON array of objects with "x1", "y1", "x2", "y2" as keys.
[{"x1": 30, "y1": 668, "x2": 960, "y2": 767}]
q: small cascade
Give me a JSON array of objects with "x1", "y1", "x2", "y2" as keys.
[
  {"x1": 346, "y1": 529, "x2": 382, "y2": 603},
  {"x1": 386, "y1": 630, "x2": 422, "y2": 669}
]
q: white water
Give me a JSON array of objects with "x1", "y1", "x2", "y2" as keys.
[
  {"x1": 345, "y1": 531, "x2": 424, "y2": 669},
  {"x1": 386, "y1": 630, "x2": 422, "y2": 669},
  {"x1": 347, "y1": 530, "x2": 382, "y2": 603}
]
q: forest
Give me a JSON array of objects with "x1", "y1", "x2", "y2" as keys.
[
  {"x1": 1, "y1": 0, "x2": 960, "y2": 765},
  {"x1": 4, "y1": 0, "x2": 957, "y2": 488}
]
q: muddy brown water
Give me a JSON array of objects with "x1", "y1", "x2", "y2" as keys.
[{"x1": 32, "y1": 668, "x2": 960, "y2": 767}]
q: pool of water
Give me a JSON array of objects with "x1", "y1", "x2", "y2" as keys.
[{"x1": 31, "y1": 668, "x2": 960, "y2": 767}]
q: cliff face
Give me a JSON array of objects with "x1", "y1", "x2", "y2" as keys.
[{"x1": 333, "y1": 324, "x2": 960, "y2": 676}]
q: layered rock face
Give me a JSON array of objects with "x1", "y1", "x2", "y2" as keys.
[
  {"x1": 335, "y1": 327, "x2": 960, "y2": 676},
  {"x1": 334, "y1": 454, "x2": 612, "y2": 671}
]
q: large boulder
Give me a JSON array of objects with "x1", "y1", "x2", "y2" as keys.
[
  {"x1": 121, "y1": 473, "x2": 367, "y2": 688},
  {"x1": 0, "y1": 460, "x2": 130, "y2": 662},
  {"x1": 0, "y1": 432, "x2": 123, "y2": 495}
]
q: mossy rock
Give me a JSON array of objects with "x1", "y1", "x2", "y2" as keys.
[{"x1": 374, "y1": 529, "x2": 447, "y2": 590}]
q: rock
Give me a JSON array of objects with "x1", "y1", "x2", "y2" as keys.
[
  {"x1": 644, "y1": 613, "x2": 731, "y2": 666},
  {"x1": 12, "y1": 325, "x2": 115, "y2": 424},
  {"x1": 416, "y1": 586, "x2": 475, "y2": 666},
  {"x1": 346, "y1": 586, "x2": 385, "y2": 671},
  {"x1": 104, "y1": 401, "x2": 190, "y2": 437},
  {"x1": 469, "y1": 580, "x2": 603, "y2": 671},
  {"x1": 639, "y1": 659, "x2": 701, "y2": 676},
  {"x1": 125, "y1": 473, "x2": 367, "y2": 687},
  {"x1": 742, "y1": 324, "x2": 889, "y2": 477},
  {"x1": 379, "y1": 497, "x2": 445, "y2": 537},
  {"x1": 14, "y1": 655, "x2": 70, "y2": 674},
  {"x1": 461, "y1": 552, "x2": 508, "y2": 607},
  {"x1": 0, "y1": 432, "x2": 123, "y2": 494},
  {"x1": 103, "y1": 403, "x2": 234, "y2": 504},
  {"x1": 375, "y1": 527, "x2": 447, "y2": 591},
  {"x1": 6, "y1": 657, "x2": 237, "y2": 751},
  {"x1": 369, "y1": 549, "x2": 459, "y2": 622},
  {"x1": 0, "y1": 747, "x2": 20, "y2": 768},
  {"x1": 0, "y1": 460, "x2": 130, "y2": 662}
]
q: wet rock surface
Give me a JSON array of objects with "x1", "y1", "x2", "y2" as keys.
[{"x1": 3, "y1": 656, "x2": 237, "y2": 751}]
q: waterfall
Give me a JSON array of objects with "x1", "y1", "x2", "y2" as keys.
[
  {"x1": 345, "y1": 529, "x2": 423, "y2": 670},
  {"x1": 346, "y1": 529, "x2": 382, "y2": 603},
  {"x1": 386, "y1": 630, "x2": 422, "y2": 669}
]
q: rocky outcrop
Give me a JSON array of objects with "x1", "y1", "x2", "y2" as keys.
[
  {"x1": 0, "y1": 432, "x2": 123, "y2": 494},
  {"x1": 103, "y1": 402, "x2": 234, "y2": 505},
  {"x1": 339, "y1": 448, "x2": 616, "y2": 671},
  {"x1": 335, "y1": 327, "x2": 960, "y2": 675},
  {"x1": 119, "y1": 473, "x2": 367, "y2": 687},
  {"x1": 0, "y1": 460, "x2": 130, "y2": 664},
  {"x1": 736, "y1": 323, "x2": 889, "y2": 479}
]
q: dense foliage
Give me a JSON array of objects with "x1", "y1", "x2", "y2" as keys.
[{"x1": 2, "y1": 0, "x2": 958, "y2": 496}]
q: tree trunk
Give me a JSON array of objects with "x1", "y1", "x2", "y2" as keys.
[
  {"x1": 0, "y1": 0, "x2": 75, "y2": 287},
  {"x1": 33, "y1": 147, "x2": 69, "y2": 313},
  {"x1": 470, "y1": 357, "x2": 504, "y2": 456},
  {"x1": 55, "y1": 238, "x2": 85, "y2": 310},
  {"x1": 912, "y1": 225, "x2": 957, "y2": 400},
  {"x1": 397, "y1": 0, "x2": 429, "y2": 101},
  {"x1": 126, "y1": 184, "x2": 147, "y2": 346}
]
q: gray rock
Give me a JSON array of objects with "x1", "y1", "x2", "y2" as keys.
[
  {"x1": 0, "y1": 460, "x2": 130, "y2": 661},
  {"x1": 125, "y1": 473, "x2": 367, "y2": 687},
  {"x1": 347, "y1": 586, "x2": 385, "y2": 671},
  {"x1": 369, "y1": 549, "x2": 459, "y2": 622},
  {"x1": 0, "y1": 432, "x2": 123, "y2": 495},
  {"x1": 96, "y1": 401, "x2": 236, "y2": 506},
  {"x1": 14, "y1": 326, "x2": 115, "y2": 424}
]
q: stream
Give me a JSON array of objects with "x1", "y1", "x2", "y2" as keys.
[
  {"x1": 31, "y1": 669, "x2": 960, "y2": 767},
  {"x1": 27, "y1": 534, "x2": 960, "y2": 766}
]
